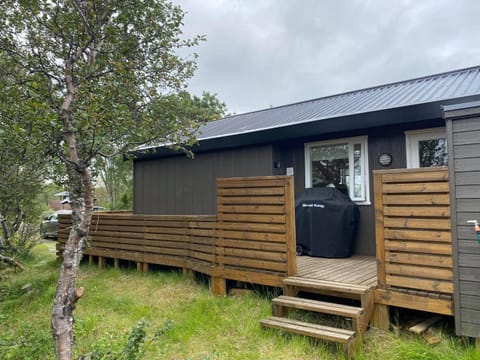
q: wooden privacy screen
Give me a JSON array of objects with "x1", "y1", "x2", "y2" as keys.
[
  {"x1": 58, "y1": 214, "x2": 216, "y2": 275},
  {"x1": 213, "y1": 176, "x2": 296, "y2": 290},
  {"x1": 57, "y1": 175, "x2": 296, "y2": 291},
  {"x1": 374, "y1": 167, "x2": 454, "y2": 315}
]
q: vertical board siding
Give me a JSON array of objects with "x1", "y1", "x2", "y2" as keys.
[
  {"x1": 374, "y1": 167, "x2": 454, "y2": 315},
  {"x1": 446, "y1": 110, "x2": 480, "y2": 338},
  {"x1": 214, "y1": 176, "x2": 296, "y2": 287},
  {"x1": 133, "y1": 145, "x2": 274, "y2": 215}
]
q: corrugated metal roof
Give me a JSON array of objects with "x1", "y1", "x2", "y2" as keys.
[{"x1": 197, "y1": 65, "x2": 480, "y2": 141}]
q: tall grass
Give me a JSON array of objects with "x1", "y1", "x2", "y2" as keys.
[{"x1": 1, "y1": 242, "x2": 479, "y2": 360}]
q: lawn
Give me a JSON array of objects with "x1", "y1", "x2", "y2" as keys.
[{"x1": 0, "y1": 242, "x2": 479, "y2": 360}]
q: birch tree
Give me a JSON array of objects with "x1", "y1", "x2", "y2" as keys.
[{"x1": 0, "y1": 1, "x2": 211, "y2": 358}]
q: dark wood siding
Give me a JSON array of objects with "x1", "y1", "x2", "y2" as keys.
[
  {"x1": 133, "y1": 145, "x2": 274, "y2": 215},
  {"x1": 272, "y1": 119, "x2": 443, "y2": 256},
  {"x1": 446, "y1": 107, "x2": 480, "y2": 338}
]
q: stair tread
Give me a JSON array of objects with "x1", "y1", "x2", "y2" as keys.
[
  {"x1": 273, "y1": 295, "x2": 364, "y2": 317},
  {"x1": 284, "y1": 277, "x2": 371, "y2": 295},
  {"x1": 260, "y1": 316, "x2": 355, "y2": 343}
]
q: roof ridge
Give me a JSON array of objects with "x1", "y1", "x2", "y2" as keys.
[{"x1": 221, "y1": 64, "x2": 480, "y2": 120}]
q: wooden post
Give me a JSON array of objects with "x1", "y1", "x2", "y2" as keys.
[
  {"x1": 373, "y1": 172, "x2": 386, "y2": 289},
  {"x1": 89, "y1": 255, "x2": 94, "y2": 266},
  {"x1": 98, "y1": 256, "x2": 105, "y2": 269},
  {"x1": 211, "y1": 277, "x2": 226, "y2": 296},
  {"x1": 372, "y1": 303, "x2": 390, "y2": 330},
  {"x1": 142, "y1": 262, "x2": 149, "y2": 273},
  {"x1": 114, "y1": 258, "x2": 119, "y2": 269},
  {"x1": 136, "y1": 261, "x2": 142, "y2": 272},
  {"x1": 285, "y1": 176, "x2": 297, "y2": 277},
  {"x1": 183, "y1": 268, "x2": 194, "y2": 279}
]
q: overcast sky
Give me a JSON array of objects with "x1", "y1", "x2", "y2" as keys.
[{"x1": 175, "y1": 0, "x2": 480, "y2": 115}]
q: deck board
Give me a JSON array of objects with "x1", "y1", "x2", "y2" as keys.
[{"x1": 296, "y1": 255, "x2": 377, "y2": 288}]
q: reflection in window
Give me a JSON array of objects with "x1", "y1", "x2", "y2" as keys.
[
  {"x1": 310, "y1": 143, "x2": 348, "y2": 188},
  {"x1": 405, "y1": 128, "x2": 448, "y2": 168},
  {"x1": 305, "y1": 136, "x2": 368, "y2": 202},
  {"x1": 418, "y1": 138, "x2": 448, "y2": 167}
]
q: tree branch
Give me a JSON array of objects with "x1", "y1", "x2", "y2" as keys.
[{"x1": 0, "y1": 254, "x2": 24, "y2": 270}]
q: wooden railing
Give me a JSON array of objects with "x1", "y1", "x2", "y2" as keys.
[
  {"x1": 58, "y1": 176, "x2": 296, "y2": 293},
  {"x1": 58, "y1": 214, "x2": 216, "y2": 275},
  {"x1": 374, "y1": 167, "x2": 453, "y2": 315}
]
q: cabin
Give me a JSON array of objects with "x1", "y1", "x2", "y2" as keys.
[
  {"x1": 59, "y1": 66, "x2": 480, "y2": 356},
  {"x1": 133, "y1": 65, "x2": 480, "y2": 256}
]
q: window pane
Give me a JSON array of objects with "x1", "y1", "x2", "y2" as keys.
[
  {"x1": 310, "y1": 143, "x2": 349, "y2": 188},
  {"x1": 353, "y1": 143, "x2": 362, "y2": 199},
  {"x1": 418, "y1": 138, "x2": 448, "y2": 167}
]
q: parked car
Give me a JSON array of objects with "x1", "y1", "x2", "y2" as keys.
[
  {"x1": 40, "y1": 210, "x2": 72, "y2": 239},
  {"x1": 40, "y1": 206, "x2": 106, "y2": 239}
]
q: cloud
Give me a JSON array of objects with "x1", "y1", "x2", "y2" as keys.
[{"x1": 176, "y1": 0, "x2": 480, "y2": 114}]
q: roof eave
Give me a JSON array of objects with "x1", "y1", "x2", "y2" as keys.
[{"x1": 133, "y1": 95, "x2": 480, "y2": 161}]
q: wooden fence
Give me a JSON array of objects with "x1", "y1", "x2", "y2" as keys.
[
  {"x1": 58, "y1": 176, "x2": 296, "y2": 293},
  {"x1": 58, "y1": 214, "x2": 217, "y2": 275},
  {"x1": 212, "y1": 176, "x2": 296, "y2": 293},
  {"x1": 373, "y1": 167, "x2": 454, "y2": 315}
]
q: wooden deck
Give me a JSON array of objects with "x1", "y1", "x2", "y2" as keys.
[{"x1": 296, "y1": 255, "x2": 377, "y2": 288}]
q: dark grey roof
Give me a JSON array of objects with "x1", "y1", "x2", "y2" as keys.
[
  {"x1": 137, "y1": 65, "x2": 480, "y2": 158},
  {"x1": 198, "y1": 65, "x2": 480, "y2": 141}
]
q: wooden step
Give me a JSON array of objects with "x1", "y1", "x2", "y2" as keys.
[
  {"x1": 272, "y1": 295, "x2": 364, "y2": 318},
  {"x1": 260, "y1": 316, "x2": 355, "y2": 343},
  {"x1": 284, "y1": 276, "x2": 371, "y2": 295}
]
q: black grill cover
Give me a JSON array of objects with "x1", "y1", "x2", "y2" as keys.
[{"x1": 295, "y1": 187, "x2": 360, "y2": 258}]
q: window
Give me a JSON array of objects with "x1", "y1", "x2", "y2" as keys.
[
  {"x1": 405, "y1": 128, "x2": 448, "y2": 168},
  {"x1": 304, "y1": 136, "x2": 369, "y2": 204}
]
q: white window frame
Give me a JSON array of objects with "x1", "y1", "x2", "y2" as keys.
[
  {"x1": 405, "y1": 127, "x2": 447, "y2": 168},
  {"x1": 304, "y1": 136, "x2": 370, "y2": 205}
]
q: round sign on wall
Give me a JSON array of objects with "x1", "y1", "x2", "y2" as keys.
[{"x1": 378, "y1": 153, "x2": 392, "y2": 166}]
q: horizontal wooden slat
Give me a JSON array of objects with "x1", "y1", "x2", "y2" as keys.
[
  {"x1": 217, "y1": 177, "x2": 288, "y2": 188},
  {"x1": 379, "y1": 168, "x2": 448, "y2": 183},
  {"x1": 217, "y1": 196, "x2": 286, "y2": 205},
  {"x1": 384, "y1": 217, "x2": 450, "y2": 230},
  {"x1": 216, "y1": 222, "x2": 286, "y2": 233},
  {"x1": 217, "y1": 187, "x2": 285, "y2": 196},
  {"x1": 386, "y1": 275, "x2": 453, "y2": 293},
  {"x1": 217, "y1": 204, "x2": 286, "y2": 214},
  {"x1": 217, "y1": 229, "x2": 286, "y2": 242},
  {"x1": 215, "y1": 239, "x2": 286, "y2": 252},
  {"x1": 382, "y1": 182, "x2": 449, "y2": 194},
  {"x1": 374, "y1": 289, "x2": 453, "y2": 315},
  {"x1": 383, "y1": 194, "x2": 450, "y2": 205},
  {"x1": 385, "y1": 263, "x2": 453, "y2": 281},
  {"x1": 384, "y1": 229, "x2": 451, "y2": 242},
  {"x1": 219, "y1": 247, "x2": 287, "y2": 262},
  {"x1": 217, "y1": 213, "x2": 286, "y2": 224},
  {"x1": 385, "y1": 240, "x2": 452, "y2": 255},
  {"x1": 386, "y1": 252, "x2": 452, "y2": 268},
  {"x1": 216, "y1": 256, "x2": 287, "y2": 272},
  {"x1": 383, "y1": 206, "x2": 450, "y2": 217},
  {"x1": 210, "y1": 267, "x2": 284, "y2": 287}
]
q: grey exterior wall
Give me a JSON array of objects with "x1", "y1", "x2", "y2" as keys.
[
  {"x1": 134, "y1": 144, "x2": 274, "y2": 215},
  {"x1": 445, "y1": 105, "x2": 480, "y2": 338}
]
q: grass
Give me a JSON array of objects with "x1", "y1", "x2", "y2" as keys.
[{"x1": 1, "y1": 242, "x2": 479, "y2": 360}]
